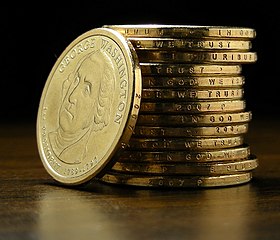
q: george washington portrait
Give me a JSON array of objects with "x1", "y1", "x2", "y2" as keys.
[{"x1": 48, "y1": 50, "x2": 116, "y2": 164}]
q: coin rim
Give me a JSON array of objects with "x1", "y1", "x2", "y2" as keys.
[
  {"x1": 111, "y1": 154, "x2": 258, "y2": 175},
  {"x1": 100, "y1": 171, "x2": 253, "y2": 188},
  {"x1": 103, "y1": 24, "x2": 256, "y2": 39}
]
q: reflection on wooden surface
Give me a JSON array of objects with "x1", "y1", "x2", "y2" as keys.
[{"x1": 0, "y1": 115, "x2": 279, "y2": 240}]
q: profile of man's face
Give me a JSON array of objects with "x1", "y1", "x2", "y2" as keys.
[{"x1": 59, "y1": 57, "x2": 101, "y2": 134}]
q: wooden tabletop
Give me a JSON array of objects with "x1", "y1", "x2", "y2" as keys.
[{"x1": 0, "y1": 115, "x2": 279, "y2": 240}]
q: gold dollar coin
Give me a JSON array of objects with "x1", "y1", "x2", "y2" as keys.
[
  {"x1": 137, "y1": 50, "x2": 257, "y2": 64},
  {"x1": 129, "y1": 37, "x2": 252, "y2": 50},
  {"x1": 103, "y1": 24, "x2": 256, "y2": 39},
  {"x1": 140, "y1": 100, "x2": 246, "y2": 113},
  {"x1": 133, "y1": 123, "x2": 248, "y2": 137},
  {"x1": 142, "y1": 75, "x2": 245, "y2": 88},
  {"x1": 118, "y1": 144, "x2": 251, "y2": 162},
  {"x1": 127, "y1": 136, "x2": 244, "y2": 150},
  {"x1": 141, "y1": 88, "x2": 244, "y2": 100},
  {"x1": 100, "y1": 171, "x2": 253, "y2": 188},
  {"x1": 140, "y1": 63, "x2": 242, "y2": 75},
  {"x1": 136, "y1": 111, "x2": 252, "y2": 126},
  {"x1": 111, "y1": 154, "x2": 258, "y2": 175},
  {"x1": 36, "y1": 27, "x2": 142, "y2": 185}
]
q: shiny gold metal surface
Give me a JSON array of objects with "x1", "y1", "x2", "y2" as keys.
[
  {"x1": 139, "y1": 100, "x2": 246, "y2": 113},
  {"x1": 111, "y1": 155, "x2": 258, "y2": 175},
  {"x1": 127, "y1": 136, "x2": 244, "y2": 150},
  {"x1": 142, "y1": 75, "x2": 245, "y2": 88},
  {"x1": 36, "y1": 27, "x2": 142, "y2": 185},
  {"x1": 136, "y1": 111, "x2": 252, "y2": 126},
  {"x1": 133, "y1": 123, "x2": 248, "y2": 137},
  {"x1": 140, "y1": 63, "x2": 242, "y2": 75},
  {"x1": 129, "y1": 37, "x2": 252, "y2": 50},
  {"x1": 100, "y1": 171, "x2": 253, "y2": 188},
  {"x1": 118, "y1": 144, "x2": 251, "y2": 162},
  {"x1": 103, "y1": 24, "x2": 256, "y2": 39},
  {"x1": 142, "y1": 88, "x2": 244, "y2": 100},
  {"x1": 137, "y1": 50, "x2": 257, "y2": 64}
]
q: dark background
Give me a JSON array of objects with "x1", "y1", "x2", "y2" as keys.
[{"x1": 2, "y1": 4, "x2": 279, "y2": 124}]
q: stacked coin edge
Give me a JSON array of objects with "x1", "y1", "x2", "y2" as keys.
[{"x1": 99, "y1": 24, "x2": 258, "y2": 188}]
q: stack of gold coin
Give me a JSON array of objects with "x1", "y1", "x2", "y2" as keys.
[
  {"x1": 100, "y1": 24, "x2": 258, "y2": 188},
  {"x1": 37, "y1": 25, "x2": 258, "y2": 189}
]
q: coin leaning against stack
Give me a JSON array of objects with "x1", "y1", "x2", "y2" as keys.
[
  {"x1": 36, "y1": 25, "x2": 258, "y2": 189},
  {"x1": 100, "y1": 24, "x2": 258, "y2": 188}
]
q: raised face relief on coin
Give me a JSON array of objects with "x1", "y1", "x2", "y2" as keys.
[{"x1": 36, "y1": 28, "x2": 142, "y2": 185}]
